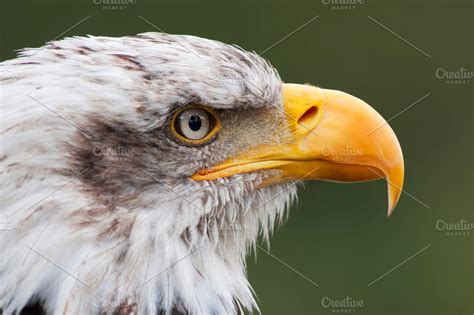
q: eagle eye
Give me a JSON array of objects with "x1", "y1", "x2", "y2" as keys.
[{"x1": 170, "y1": 106, "x2": 220, "y2": 145}]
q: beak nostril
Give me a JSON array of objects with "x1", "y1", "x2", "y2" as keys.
[{"x1": 297, "y1": 106, "x2": 318, "y2": 127}]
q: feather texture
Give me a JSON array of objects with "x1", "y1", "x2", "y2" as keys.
[{"x1": 0, "y1": 33, "x2": 296, "y2": 314}]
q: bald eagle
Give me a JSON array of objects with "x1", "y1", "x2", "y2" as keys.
[{"x1": 0, "y1": 33, "x2": 404, "y2": 315}]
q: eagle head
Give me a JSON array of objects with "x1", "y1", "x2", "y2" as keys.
[{"x1": 0, "y1": 33, "x2": 404, "y2": 314}]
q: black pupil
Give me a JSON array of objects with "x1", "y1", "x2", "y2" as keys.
[{"x1": 188, "y1": 115, "x2": 202, "y2": 131}]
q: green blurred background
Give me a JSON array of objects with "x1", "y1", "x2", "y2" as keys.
[{"x1": 1, "y1": 0, "x2": 472, "y2": 314}]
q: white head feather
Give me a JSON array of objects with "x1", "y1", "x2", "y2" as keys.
[{"x1": 0, "y1": 33, "x2": 296, "y2": 315}]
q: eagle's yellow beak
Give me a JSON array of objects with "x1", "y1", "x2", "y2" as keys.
[{"x1": 193, "y1": 84, "x2": 404, "y2": 216}]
